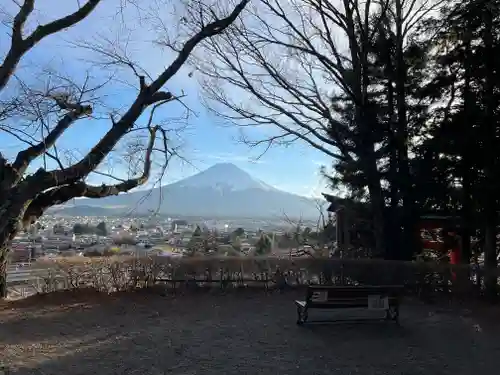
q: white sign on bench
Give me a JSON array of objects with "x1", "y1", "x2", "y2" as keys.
[
  {"x1": 368, "y1": 295, "x2": 389, "y2": 310},
  {"x1": 311, "y1": 290, "x2": 328, "y2": 302}
]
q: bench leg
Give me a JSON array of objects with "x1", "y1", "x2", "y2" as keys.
[
  {"x1": 385, "y1": 306, "x2": 400, "y2": 324},
  {"x1": 393, "y1": 306, "x2": 400, "y2": 324},
  {"x1": 296, "y1": 306, "x2": 308, "y2": 325}
]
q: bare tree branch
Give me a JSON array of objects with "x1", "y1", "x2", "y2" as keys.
[
  {"x1": 0, "y1": 0, "x2": 250, "y2": 292},
  {"x1": 0, "y1": 0, "x2": 102, "y2": 90},
  {"x1": 22, "y1": 125, "x2": 159, "y2": 226},
  {"x1": 11, "y1": 98, "x2": 92, "y2": 180},
  {"x1": 14, "y1": 0, "x2": 249, "y2": 198}
]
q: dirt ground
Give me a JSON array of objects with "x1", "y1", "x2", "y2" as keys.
[{"x1": 1, "y1": 289, "x2": 500, "y2": 375}]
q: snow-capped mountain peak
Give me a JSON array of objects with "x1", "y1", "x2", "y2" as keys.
[
  {"x1": 61, "y1": 162, "x2": 322, "y2": 218},
  {"x1": 171, "y1": 163, "x2": 276, "y2": 192}
]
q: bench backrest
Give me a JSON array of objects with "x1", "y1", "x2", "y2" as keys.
[{"x1": 306, "y1": 285, "x2": 404, "y2": 304}]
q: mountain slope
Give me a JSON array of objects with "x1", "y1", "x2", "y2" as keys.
[
  {"x1": 59, "y1": 163, "x2": 321, "y2": 218},
  {"x1": 168, "y1": 163, "x2": 276, "y2": 192}
]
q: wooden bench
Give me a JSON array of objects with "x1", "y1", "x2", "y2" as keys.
[{"x1": 295, "y1": 285, "x2": 404, "y2": 325}]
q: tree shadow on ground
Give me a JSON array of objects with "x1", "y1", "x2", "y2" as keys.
[{"x1": 2, "y1": 291, "x2": 500, "y2": 375}]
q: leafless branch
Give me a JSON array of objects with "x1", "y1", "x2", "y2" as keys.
[
  {"x1": 15, "y1": 0, "x2": 249, "y2": 197},
  {"x1": 22, "y1": 125, "x2": 159, "y2": 226},
  {"x1": 0, "y1": 0, "x2": 250, "y2": 258},
  {"x1": 0, "y1": 0, "x2": 102, "y2": 90}
]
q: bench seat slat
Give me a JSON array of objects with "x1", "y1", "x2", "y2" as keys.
[
  {"x1": 303, "y1": 285, "x2": 402, "y2": 309},
  {"x1": 309, "y1": 285, "x2": 404, "y2": 291},
  {"x1": 315, "y1": 289, "x2": 401, "y2": 294},
  {"x1": 308, "y1": 286, "x2": 403, "y2": 296},
  {"x1": 310, "y1": 297, "x2": 398, "y2": 304},
  {"x1": 307, "y1": 303, "x2": 375, "y2": 309},
  {"x1": 295, "y1": 285, "x2": 403, "y2": 325}
]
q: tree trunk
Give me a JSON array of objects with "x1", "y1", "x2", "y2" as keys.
[
  {"x1": 460, "y1": 36, "x2": 473, "y2": 266},
  {"x1": 394, "y1": 0, "x2": 418, "y2": 261},
  {"x1": 340, "y1": 0, "x2": 387, "y2": 257},
  {"x1": 482, "y1": 2, "x2": 497, "y2": 301},
  {"x1": 483, "y1": 211, "x2": 497, "y2": 300},
  {"x1": 0, "y1": 244, "x2": 9, "y2": 298},
  {"x1": 386, "y1": 60, "x2": 402, "y2": 260},
  {"x1": 359, "y1": 146, "x2": 387, "y2": 258},
  {"x1": 0, "y1": 196, "x2": 25, "y2": 299},
  {"x1": 459, "y1": 172, "x2": 473, "y2": 265}
]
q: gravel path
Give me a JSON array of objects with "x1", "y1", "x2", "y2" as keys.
[{"x1": 1, "y1": 290, "x2": 500, "y2": 375}]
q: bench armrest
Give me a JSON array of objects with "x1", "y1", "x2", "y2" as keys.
[{"x1": 295, "y1": 300, "x2": 307, "y2": 308}]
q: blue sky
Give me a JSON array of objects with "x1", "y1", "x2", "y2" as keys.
[{"x1": 0, "y1": 0, "x2": 335, "y2": 198}]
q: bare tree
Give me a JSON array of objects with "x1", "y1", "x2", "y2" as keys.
[
  {"x1": 195, "y1": 0, "x2": 440, "y2": 258},
  {"x1": 280, "y1": 199, "x2": 332, "y2": 258},
  {"x1": 0, "y1": 0, "x2": 249, "y2": 297}
]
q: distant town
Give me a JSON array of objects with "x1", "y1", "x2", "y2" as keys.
[{"x1": 10, "y1": 215, "x2": 332, "y2": 263}]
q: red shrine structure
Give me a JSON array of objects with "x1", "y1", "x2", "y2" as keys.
[{"x1": 323, "y1": 194, "x2": 463, "y2": 266}]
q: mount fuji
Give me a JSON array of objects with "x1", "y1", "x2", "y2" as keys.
[{"x1": 53, "y1": 163, "x2": 321, "y2": 218}]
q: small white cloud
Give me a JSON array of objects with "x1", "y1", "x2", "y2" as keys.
[
  {"x1": 202, "y1": 152, "x2": 265, "y2": 164},
  {"x1": 312, "y1": 160, "x2": 325, "y2": 167}
]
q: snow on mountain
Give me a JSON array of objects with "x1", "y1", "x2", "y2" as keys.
[
  {"x1": 169, "y1": 163, "x2": 276, "y2": 192},
  {"x1": 61, "y1": 163, "x2": 321, "y2": 218}
]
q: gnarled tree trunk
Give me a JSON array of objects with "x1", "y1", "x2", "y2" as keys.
[
  {"x1": 0, "y1": 204, "x2": 24, "y2": 298},
  {"x1": 0, "y1": 0, "x2": 249, "y2": 299},
  {"x1": 0, "y1": 246, "x2": 8, "y2": 298}
]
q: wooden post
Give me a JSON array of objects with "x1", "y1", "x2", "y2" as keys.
[
  {"x1": 336, "y1": 207, "x2": 351, "y2": 285},
  {"x1": 336, "y1": 207, "x2": 344, "y2": 256}
]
